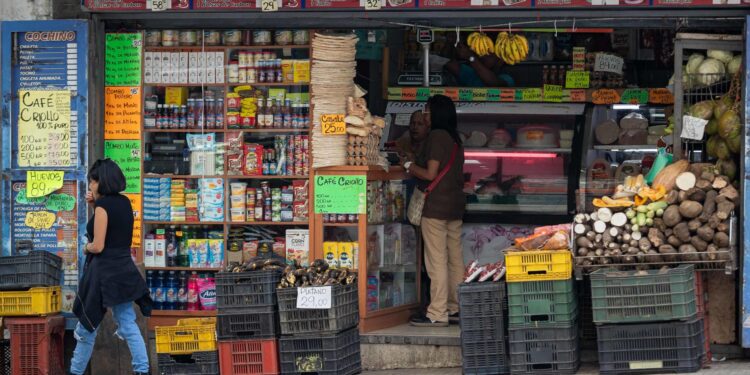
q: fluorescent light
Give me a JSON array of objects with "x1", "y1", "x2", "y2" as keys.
[
  {"x1": 612, "y1": 104, "x2": 641, "y2": 110},
  {"x1": 464, "y1": 151, "x2": 558, "y2": 158}
]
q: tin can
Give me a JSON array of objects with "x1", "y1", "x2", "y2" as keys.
[
  {"x1": 293, "y1": 30, "x2": 309, "y2": 45},
  {"x1": 223, "y1": 30, "x2": 242, "y2": 46},
  {"x1": 145, "y1": 30, "x2": 161, "y2": 46},
  {"x1": 337, "y1": 214, "x2": 348, "y2": 223},
  {"x1": 179, "y1": 30, "x2": 197, "y2": 46},
  {"x1": 162, "y1": 30, "x2": 178, "y2": 47},
  {"x1": 203, "y1": 30, "x2": 221, "y2": 46},
  {"x1": 253, "y1": 30, "x2": 272, "y2": 46},
  {"x1": 228, "y1": 61, "x2": 239, "y2": 83},
  {"x1": 238, "y1": 67, "x2": 247, "y2": 83},
  {"x1": 348, "y1": 214, "x2": 358, "y2": 223},
  {"x1": 274, "y1": 30, "x2": 293, "y2": 46}
]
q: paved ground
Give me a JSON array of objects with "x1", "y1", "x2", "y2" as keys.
[{"x1": 363, "y1": 361, "x2": 750, "y2": 374}]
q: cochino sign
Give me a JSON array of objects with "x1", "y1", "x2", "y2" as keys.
[{"x1": 24, "y1": 31, "x2": 76, "y2": 42}]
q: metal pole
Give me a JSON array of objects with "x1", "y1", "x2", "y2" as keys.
[{"x1": 422, "y1": 42, "x2": 430, "y2": 87}]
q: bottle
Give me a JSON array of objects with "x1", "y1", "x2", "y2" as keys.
[
  {"x1": 257, "y1": 98, "x2": 267, "y2": 128},
  {"x1": 205, "y1": 97, "x2": 216, "y2": 129},
  {"x1": 258, "y1": 61, "x2": 266, "y2": 83},
  {"x1": 165, "y1": 271, "x2": 177, "y2": 310},
  {"x1": 263, "y1": 98, "x2": 274, "y2": 128},
  {"x1": 177, "y1": 271, "x2": 188, "y2": 310},
  {"x1": 272, "y1": 99, "x2": 283, "y2": 128},
  {"x1": 187, "y1": 98, "x2": 196, "y2": 128},
  {"x1": 156, "y1": 104, "x2": 164, "y2": 129},
  {"x1": 166, "y1": 226, "x2": 178, "y2": 267},
  {"x1": 179, "y1": 225, "x2": 189, "y2": 267},
  {"x1": 275, "y1": 59, "x2": 283, "y2": 83},
  {"x1": 215, "y1": 98, "x2": 224, "y2": 129},
  {"x1": 146, "y1": 270, "x2": 156, "y2": 302},
  {"x1": 542, "y1": 65, "x2": 549, "y2": 85},
  {"x1": 302, "y1": 103, "x2": 310, "y2": 128},
  {"x1": 282, "y1": 99, "x2": 292, "y2": 128},
  {"x1": 178, "y1": 105, "x2": 187, "y2": 129},
  {"x1": 170, "y1": 104, "x2": 179, "y2": 129},
  {"x1": 187, "y1": 271, "x2": 200, "y2": 311},
  {"x1": 154, "y1": 271, "x2": 165, "y2": 310}
]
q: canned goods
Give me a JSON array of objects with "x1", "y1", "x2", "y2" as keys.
[
  {"x1": 238, "y1": 67, "x2": 247, "y2": 83},
  {"x1": 228, "y1": 61, "x2": 239, "y2": 83},
  {"x1": 145, "y1": 30, "x2": 161, "y2": 46},
  {"x1": 179, "y1": 30, "x2": 197, "y2": 46},
  {"x1": 162, "y1": 30, "x2": 178, "y2": 47},
  {"x1": 223, "y1": 30, "x2": 242, "y2": 46},
  {"x1": 238, "y1": 51, "x2": 248, "y2": 67},
  {"x1": 337, "y1": 214, "x2": 348, "y2": 223},
  {"x1": 203, "y1": 30, "x2": 221, "y2": 46},
  {"x1": 293, "y1": 30, "x2": 309, "y2": 45},
  {"x1": 274, "y1": 30, "x2": 293, "y2": 45},
  {"x1": 348, "y1": 214, "x2": 358, "y2": 223},
  {"x1": 253, "y1": 30, "x2": 272, "y2": 46}
]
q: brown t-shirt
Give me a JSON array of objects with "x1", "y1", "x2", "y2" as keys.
[{"x1": 417, "y1": 129, "x2": 465, "y2": 220}]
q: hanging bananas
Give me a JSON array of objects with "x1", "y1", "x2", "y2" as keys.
[
  {"x1": 495, "y1": 32, "x2": 529, "y2": 65},
  {"x1": 467, "y1": 32, "x2": 495, "y2": 57}
]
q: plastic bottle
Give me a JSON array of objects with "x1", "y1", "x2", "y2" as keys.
[
  {"x1": 187, "y1": 271, "x2": 200, "y2": 311},
  {"x1": 166, "y1": 226, "x2": 178, "y2": 267},
  {"x1": 154, "y1": 271, "x2": 165, "y2": 310},
  {"x1": 165, "y1": 271, "x2": 177, "y2": 310},
  {"x1": 177, "y1": 271, "x2": 188, "y2": 310},
  {"x1": 146, "y1": 270, "x2": 156, "y2": 301}
]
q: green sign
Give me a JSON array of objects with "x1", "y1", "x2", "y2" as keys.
[
  {"x1": 416, "y1": 88, "x2": 430, "y2": 101},
  {"x1": 314, "y1": 175, "x2": 366, "y2": 214},
  {"x1": 621, "y1": 89, "x2": 649, "y2": 104},
  {"x1": 105, "y1": 33, "x2": 142, "y2": 86},
  {"x1": 104, "y1": 140, "x2": 141, "y2": 193},
  {"x1": 487, "y1": 89, "x2": 501, "y2": 101},
  {"x1": 15, "y1": 189, "x2": 47, "y2": 205},
  {"x1": 458, "y1": 89, "x2": 473, "y2": 102},
  {"x1": 543, "y1": 84, "x2": 563, "y2": 103},
  {"x1": 46, "y1": 193, "x2": 76, "y2": 212},
  {"x1": 520, "y1": 88, "x2": 543, "y2": 102},
  {"x1": 565, "y1": 71, "x2": 590, "y2": 89}
]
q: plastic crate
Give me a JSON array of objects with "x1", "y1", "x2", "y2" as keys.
[
  {"x1": 577, "y1": 279, "x2": 597, "y2": 348},
  {"x1": 218, "y1": 338, "x2": 279, "y2": 375},
  {"x1": 6, "y1": 315, "x2": 65, "y2": 375},
  {"x1": 508, "y1": 324, "x2": 579, "y2": 374},
  {"x1": 155, "y1": 318, "x2": 217, "y2": 355},
  {"x1": 0, "y1": 339, "x2": 10, "y2": 375},
  {"x1": 590, "y1": 265, "x2": 697, "y2": 324},
  {"x1": 279, "y1": 327, "x2": 361, "y2": 375},
  {"x1": 216, "y1": 270, "x2": 281, "y2": 310},
  {"x1": 458, "y1": 283, "x2": 509, "y2": 374},
  {"x1": 277, "y1": 284, "x2": 358, "y2": 336},
  {"x1": 508, "y1": 279, "x2": 577, "y2": 328},
  {"x1": 694, "y1": 273, "x2": 711, "y2": 367},
  {"x1": 0, "y1": 251, "x2": 62, "y2": 290},
  {"x1": 596, "y1": 318, "x2": 705, "y2": 374},
  {"x1": 462, "y1": 340, "x2": 509, "y2": 375},
  {"x1": 157, "y1": 350, "x2": 219, "y2": 375},
  {"x1": 0, "y1": 286, "x2": 61, "y2": 316},
  {"x1": 217, "y1": 306, "x2": 278, "y2": 340},
  {"x1": 505, "y1": 250, "x2": 572, "y2": 283}
]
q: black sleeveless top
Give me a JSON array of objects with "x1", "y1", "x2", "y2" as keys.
[{"x1": 86, "y1": 194, "x2": 133, "y2": 249}]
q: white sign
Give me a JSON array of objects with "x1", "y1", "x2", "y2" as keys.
[
  {"x1": 297, "y1": 286, "x2": 332, "y2": 309},
  {"x1": 147, "y1": 0, "x2": 171, "y2": 11},
  {"x1": 260, "y1": 0, "x2": 279, "y2": 11},
  {"x1": 363, "y1": 0, "x2": 383, "y2": 9},
  {"x1": 681, "y1": 115, "x2": 709, "y2": 141},
  {"x1": 594, "y1": 53, "x2": 624, "y2": 75}
]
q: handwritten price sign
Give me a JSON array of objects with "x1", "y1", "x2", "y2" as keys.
[
  {"x1": 321, "y1": 114, "x2": 346, "y2": 135},
  {"x1": 364, "y1": 0, "x2": 382, "y2": 10},
  {"x1": 261, "y1": 0, "x2": 279, "y2": 11},
  {"x1": 297, "y1": 286, "x2": 332, "y2": 309},
  {"x1": 27, "y1": 171, "x2": 64, "y2": 198},
  {"x1": 25, "y1": 211, "x2": 56, "y2": 230}
]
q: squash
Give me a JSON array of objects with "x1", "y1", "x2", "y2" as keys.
[{"x1": 652, "y1": 160, "x2": 689, "y2": 191}]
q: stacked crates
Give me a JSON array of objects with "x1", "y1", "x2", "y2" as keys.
[
  {"x1": 155, "y1": 318, "x2": 219, "y2": 374},
  {"x1": 591, "y1": 264, "x2": 704, "y2": 374},
  {"x1": 215, "y1": 269, "x2": 282, "y2": 374},
  {"x1": 277, "y1": 283, "x2": 361, "y2": 375},
  {"x1": 458, "y1": 282, "x2": 509, "y2": 375},
  {"x1": 505, "y1": 250, "x2": 579, "y2": 374},
  {"x1": 0, "y1": 251, "x2": 64, "y2": 375}
]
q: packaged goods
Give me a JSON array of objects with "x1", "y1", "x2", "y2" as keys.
[
  {"x1": 339, "y1": 242, "x2": 354, "y2": 268},
  {"x1": 197, "y1": 277, "x2": 216, "y2": 310},
  {"x1": 285, "y1": 229, "x2": 310, "y2": 267},
  {"x1": 323, "y1": 242, "x2": 339, "y2": 268}
]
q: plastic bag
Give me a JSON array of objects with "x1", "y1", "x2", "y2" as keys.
[
  {"x1": 197, "y1": 277, "x2": 216, "y2": 310},
  {"x1": 645, "y1": 147, "x2": 673, "y2": 185}
]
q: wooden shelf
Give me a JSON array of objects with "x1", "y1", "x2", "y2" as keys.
[
  {"x1": 151, "y1": 310, "x2": 217, "y2": 317},
  {"x1": 145, "y1": 45, "x2": 310, "y2": 52},
  {"x1": 146, "y1": 267, "x2": 221, "y2": 272},
  {"x1": 143, "y1": 221, "x2": 225, "y2": 225},
  {"x1": 143, "y1": 174, "x2": 224, "y2": 179},
  {"x1": 143, "y1": 83, "x2": 226, "y2": 87},
  {"x1": 238, "y1": 128, "x2": 310, "y2": 133},
  {"x1": 323, "y1": 223, "x2": 359, "y2": 227},
  {"x1": 143, "y1": 128, "x2": 229, "y2": 133},
  {"x1": 226, "y1": 175, "x2": 309, "y2": 180},
  {"x1": 227, "y1": 82, "x2": 309, "y2": 87},
  {"x1": 227, "y1": 221, "x2": 309, "y2": 226}
]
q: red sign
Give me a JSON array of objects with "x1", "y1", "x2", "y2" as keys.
[
  {"x1": 86, "y1": 0, "x2": 189, "y2": 10},
  {"x1": 194, "y1": 0, "x2": 302, "y2": 8},
  {"x1": 419, "y1": 0, "x2": 529, "y2": 7},
  {"x1": 305, "y1": 0, "x2": 415, "y2": 8},
  {"x1": 536, "y1": 0, "x2": 646, "y2": 6},
  {"x1": 654, "y1": 0, "x2": 749, "y2": 5}
]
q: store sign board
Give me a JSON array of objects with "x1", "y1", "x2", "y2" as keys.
[
  {"x1": 18, "y1": 90, "x2": 72, "y2": 168},
  {"x1": 572, "y1": 47, "x2": 586, "y2": 71},
  {"x1": 125, "y1": 193, "x2": 142, "y2": 248},
  {"x1": 416, "y1": 88, "x2": 430, "y2": 101},
  {"x1": 314, "y1": 175, "x2": 366, "y2": 214},
  {"x1": 519, "y1": 88, "x2": 543, "y2": 102},
  {"x1": 649, "y1": 88, "x2": 674, "y2": 104},
  {"x1": 472, "y1": 89, "x2": 488, "y2": 101},
  {"x1": 487, "y1": 89, "x2": 501, "y2": 101},
  {"x1": 500, "y1": 89, "x2": 516, "y2": 102},
  {"x1": 566, "y1": 89, "x2": 587, "y2": 102},
  {"x1": 104, "y1": 140, "x2": 142, "y2": 193},
  {"x1": 458, "y1": 89, "x2": 474, "y2": 101},
  {"x1": 592, "y1": 89, "x2": 621, "y2": 105},
  {"x1": 85, "y1": 0, "x2": 189, "y2": 10},
  {"x1": 26, "y1": 171, "x2": 64, "y2": 198},
  {"x1": 305, "y1": 0, "x2": 415, "y2": 8},
  {"x1": 681, "y1": 115, "x2": 708, "y2": 141},
  {"x1": 443, "y1": 88, "x2": 459, "y2": 101},
  {"x1": 653, "y1": 0, "x2": 744, "y2": 5},
  {"x1": 566, "y1": 71, "x2": 590, "y2": 89},
  {"x1": 536, "y1": 0, "x2": 647, "y2": 6},
  {"x1": 621, "y1": 89, "x2": 649, "y2": 104},
  {"x1": 594, "y1": 53, "x2": 624, "y2": 75},
  {"x1": 105, "y1": 87, "x2": 142, "y2": 140},
  {"x1": 105, "y1": 33, "x2": 142, "y2": 86},
  {"x1": 401, "y1": 88, "x2": 417, "y2": 101},
  {"x1": 419, "y1": 0, "x2": 530, "y2": 7},
  {"x1": 543, "y1": 84, "x2": 563, "y2": 103}
]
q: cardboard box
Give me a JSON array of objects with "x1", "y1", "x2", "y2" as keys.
[
  {"x1": 189, "y1": 52, "x2": 198, "y2": 84},
  {"x1": 169, "y1": 52, "x2": 179, "y2": 84},
  {"x1": 165, "y1": 87, "x2": 189, "y2": 106},
  {"x1": 144, "y1": 237, "x2": 155, "y2": 267},
  {"x1": 161, "y1": 53, "x2": 171, "y2": 84},
  {"x1": 179, "y1": 52, "x2": 189, "y2": 84},
  {"x1": 293, "y1": 60, "x2": 310, "y2": 83},
  {"x1": 197, "y1": 52, "x2": 206, "y2": 84},
  {"x1": 323, "y1": 242, "x2": 339, "y2": 268},
  {"x1": 215, "y1": 52, "x2": 225, "y2": 83},
  {"x1": 285, "y1": 229, "x2": 309, "y2": 267}
]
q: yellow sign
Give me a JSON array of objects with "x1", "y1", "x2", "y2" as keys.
[
  {"x1": 321, "y1": 114, "x2": 346, "y2": 135},
  {"x1": 104, "y1": 87, "x2": 141, "y2": 140},
  {"x1": 18, "y1": 90, "x2": 71, "y2": 167},
  {"x1": 543, "y1": 84, "x2": 563, "y2": 103},
  {"x1": 27, "y1": 171, "x2": 64, "y2": 198},
  {"x1": 24, "y1": 211, "x2": 56, "y2": 230},
  {"x1": 520, "y1": 88, "x2": 542, "y2": 102},
  {"x1": 566, "y1": 71, "x2": 590, "y2": 89}
]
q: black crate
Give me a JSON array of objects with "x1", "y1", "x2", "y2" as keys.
[
  {"x1": 157, "y1": 351, "x2": 219, "y2": 375},
  {"x1": 577, "y1": 278, "x2": 597, "y2": 349},
  {"x1": 0, "y1": 340, "x2": 9, "y2": 375},
  {"x1": 597, "y1": 317, "x2": 704, "y2": 374},
  {"x1": 462, "y1": 340, "x2": 509, "y2": 375},
  {"x1": 216, "y1": 270, "x2": 281, "y2": 310},
  {"x1": 0, "y1": 251, "x2": 62, "y2": 290},
  {"x1": 217, "y1": 306, "x2": 278, "y2": 340},
  {"x1": 279, "y1": 327, "x2": 361, "y2": 375},
  {"x1": 277, "y1": 284, "x2": 359, "y2": 336},
  {"x1": 458, "y1": 282, "x2": 507, "y2": 318},
  {"x1": 508, "y1": 324, "x2": 579, "y2": 375},
  {"x1": 459, "y1": 282, "x2": 509, "y2": 374}
]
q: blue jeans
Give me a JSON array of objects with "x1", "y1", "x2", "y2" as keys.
[{"x1": 70, "y1": 302, "x2": 149, "y2": 374}]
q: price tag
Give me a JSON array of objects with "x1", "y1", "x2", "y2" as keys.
[
  {"x1": 24, "y1": 211, "x2": 56, "y2": 230},
  {"x1": 592, "y1": 89, "x2": 621, "y2": 105},
  {"x1": 416, "y1": 88, "x2": 430, "y2": 101},
  {"x1": 458, "y1": 89, "x2": 473, "y2": 101},
  {"x1": 543, "y1": 84, "x2": 563, "y2": 103},
  {"x1": 681, "y1": 115, "x2": 709, "y2": 141},
  {"x1": 565, "y1": 71, "x2": 590, "y2": 89},
  {"x1": 443, "y1": 88, "x2": 458, "y2": 101},
  {"x1": 27, "y1": 171, "x2": 64, "y2": 198},
  {"x1": 487, "y1": 89, "x2": 501, "y2": 101},
  {"x1": 472, "y1": 89, "x2": 488, "y2": 101},
  {"x1": 321, "y1": 114, "x2": 346, "y2": 135},
  {"x1": 567, "y1": 89, "x2": 587, "y2": 102},
  {"x1": 297, "y1": 286, "x2": 332, "y2": 309},
  {"x1": 147, "y1": 0, "x2": 171, "y2": 11},
  {"x1": 572, "y1": 47, "x2": 586, "y2": 71},
  {"x1": 621, "y1": 89, "x2": 649, "y2": 104},
  {"x1": 520, "y1": 88, "x2": 542, "y2": 102},
  {"x1": 261, "y1": 0, "x2": 279, "y2": 11},
  {"x1": 649, "y1": 88, "x2": 674, "y2": 104},
  {"x1": 594, "y1": 53, "x2": 624, "y2": 75},
  {"x1": 364, "y1": 0, "x2": 382, "y2": 10}
]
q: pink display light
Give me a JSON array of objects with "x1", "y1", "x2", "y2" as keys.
[{"x1": 464, "y1": 151, "x2": 559, "y2": 159}]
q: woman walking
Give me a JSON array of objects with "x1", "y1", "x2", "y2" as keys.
[
  {"x1": 404, "y1": 95, "x2": 466, "y2": 327},
  {"x1": 70, "y1": 159, "x2": 152, "y2": 375}
]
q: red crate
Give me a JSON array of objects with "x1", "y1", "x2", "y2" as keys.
[
  {"x1": 6, "y1": 315, "x2": 64, "y2": 375},
  {"x1": 218, "y1": 338, "x2": 279, "y2": 375},
  {"x1": 695, "y1": 272, "x2": 711, "y2": 367}
]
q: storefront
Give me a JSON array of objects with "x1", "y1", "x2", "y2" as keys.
[{"x1": 1, "y1": 2, "x2": 750, "y2": 373}]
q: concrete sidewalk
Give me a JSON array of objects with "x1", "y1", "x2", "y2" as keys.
[{"x1": 363, "y1": 361, "x2": 749, "y2": 374}]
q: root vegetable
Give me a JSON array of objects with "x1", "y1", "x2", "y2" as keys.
[
  {"x1": 665, "y1": 229, "x2": 673, "y2": 237},
  {"x1": 718, "y1": 248, "x2": 732, "y2": 261},
  {"x1": 648, "y1": 228, "x2": 665, "y2": 247},
  {"x1": 586, "y1": 231, "x2": 596, "y2": 241},
  {"x1": 640, "y1": 226, "x2": 649, "y2": 234},
  {"x1": 668, "y1": 235, "x2": 682, "y2": 247},
  {"x1": 623, "y1": 255, "x2": 636, "y2": 263},
  {"x1": 645, "y1": 250, "x2": 661, "y2": 263},
  {"x1": 609, "y1": 227, "x2": 620, "y2": 237},
  {"x1": 594, "y1": 220, "x2": 608, "y2": 234},
  {"x1": 708, "y1": 215, "x2": 722, "y2": 229},
  {"x1": 712, "y1": 176, "x2": 730, "y2": 189},
  {"x1": 574, "y1": 213, "x2": 588, "y2": 224},
  {"x1": 679, "y1": 201, "x2": 703, "y2": 219},
  {"x1": 679, "y1": 244, "x2": 700, "y2": 262},
  {"x1": 608, "y1": 242, "x2": 620, "y2": 249},
  {"x1": 624, "y1": 223, "x2": 632, "y2": 232},
  {"x1": 716, "y1": 201, "x2": 735, "y2": 220},
  {"x1": 595, "y1": 249, "x2": 604, "y2": 256},
  {"x1": 597, "y1": 208, "x2": 613, "y2": 223},
  {"x1": 690, "y1": 163, "x2": 715, "y2": 177},
  {"x1": 659, "y1": 245, "x2": 678, "y2": 262},
  {"x1": 611, "y1": 212, "x2": 628, "y2": 227},
  {"x1": 706, "y1": 244, "x2": 719, "y2": 261},
  {"x1": 719, "y1": 185, "x2": 739, "y2": 203},
  {"x1": 595, "y1": 234, "x2": 603, "y2": 243},
  {"x1": 631, "y1": 231, "x2": 642, "y2": 241},
  {"x1": 697, "y1": 226, "x2": 715, "y2": 242},
  {"x1": 576, "y1": 236, "x2": 594, "y2": 248},
  {"x1": 675, "y1": 172, "x2": 697, "y2": 191},
  {"x1": 577, "y1": 248, "x2": 589, "y2": 256},
  {"x1": 627, "y1": 246, "x2": 639, "y2": 255},
  {"x1": 653, "y1": 160, "x2": 690, "y2": 192},
  {"x1": 700, "y1": 171, "x2": 716, "y2": 182},
  {"x1": 695, "y1": 179, "x2": 713, "y2": 192},
  {"x1": 678, "y1": 191, "x2": 689, "y2": 203},
  {"x1": 674, "y1": 222, "x2": 691, "y2": 243},
  {"x1": 638, "y1": 237, "x2": 652, "y2": 252},
  {"x1": 574, "y1": 223, "x2": 590, "y2": 235},
  {"x1": 663, "y1": 205, "x2": 682, "y2": 227},
  {"x1": 714, "y1": 231, "x2": 730, "y2": 248},
  {"x1": 622, "y1": 233, "x2": 632, "y2": 242},
  {"x1": 686, "y1": 188, "x2": 706, "y2": 202},
  {"x1": 653, "y1": 218, "x2": 667, "y2": 232},
  {"x1": 717, "y1": 221, "x2": 729, "y2": 233},
  {"x1": 690, "y1": 236, "x2": 708, "y2": 252},
  {"x1": 616, "y1": 235, "x2": 623, "y2": 243},
  {"x1": 602, "y1": 231, "x2": 614, "y2": 245},
  {"x1": 699, "y1": 190, "x2": 717, "y2": 223},
  {"x1": 665, "y1": 190, "x2": 679, "y2": 205},
  {"x1": 688, "y1": 219, "x2": 702, "y2": 232},
  {"x1": 590, "y1": 212, "x2": 599, "y2": 222}
]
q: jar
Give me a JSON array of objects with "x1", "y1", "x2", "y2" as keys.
[
  {"x1": 262, "y1": 51, "x2": 274, "y2": 61},
  {"x1": 238, "y1": 67, "x2": 247, "y2": 83},
  {"x1": 162, "y1": 30, "x2": 178, "y2": 47},
  {"x1": 223, "y1": 30, "x2": 242, "y2": 46},
  {"x1": 203, "y1": 30, "x2": 221, "y2": 46},
  {"x1": 253, "y1": 52, "x2": 263, "y2": 66},
  {"x1": 145, "y1": 30, "x2": 161, "y2": 46},
  {"x1": 247, "y1": 67, "x2": 257, "y2": 83},
  {"x1": 227, "y1": 61, "x2": 239, "y2": 83},
  {"x1": 252, "y1": 30, "x2": 272, "y2": 46},
  {"x1": 293, "y1": 30, "x2": 309, "y2": 45},
  {"x1": 274, "y1": 30, "x2": 293, "y2": 46},
  {"x1": 179, "y1": 30, "x2": 197, "y2": 46},
  {"x1": 238, "y1": 51, "x2": 249, "y2": 68}
]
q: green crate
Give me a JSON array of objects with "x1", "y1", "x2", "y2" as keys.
[
  {"x1": 590, "y1": 264, "x2": 697, "y2": 324},
  {"x1": 508, "y1": 279, "x2": 577, "y2": 328}
]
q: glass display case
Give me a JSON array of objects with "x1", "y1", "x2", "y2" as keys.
[{"x1": 384, "y1": 102, "x2": 586, "y2": 221}]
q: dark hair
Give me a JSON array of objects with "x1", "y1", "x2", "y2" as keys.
[
  {"x1": 88, "y1": 159, "x2": 126, "y2": 195},
  {"x1": 427, "y1": 95, "x2": 461, "y2": 144}
]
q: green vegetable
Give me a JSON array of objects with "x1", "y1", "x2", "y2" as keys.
[
  {"x1": 636, "y1": 205, "x2": 649, "y2": 213},
  {"x1": 713, "y1": 95, "x2": 733, "y2": 120},
  {"x1": 656, "y1": 208, "x2": 665, "y2": 217},
  {"x1": 646, "y1": 210, "x2": 655, "y2": 219},
  {"x1": 626, "y1": 209, "x2": 636, "y2": 219},
  {"x1": 648, "y1": 201, "x2": 668, "y2": 211},
  {"x1": 726, "y1": 134, "x2": 741, "y2": 154},
  {"x1": 705, "y1": 119, "x2": 718, "y2": 135},
  {"x1": 637, "y1": 212, "x2": 647, "y2": 226},
  {"x1": 632, "y1": 224, "x2": 640, "y2": 232},
  {"x1": 646, "y1": 218, "x2": 654, "y2": 226},
  {"x1": 714, "y1": 137, "x2": 731, "y2": 160}
]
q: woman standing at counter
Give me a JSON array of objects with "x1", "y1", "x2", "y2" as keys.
[{"x1": 404, "y1": 95, "x2": 466, "y2": 327}]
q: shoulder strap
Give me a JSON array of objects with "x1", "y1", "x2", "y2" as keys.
[{"x1": 425, "y1": 143, "x2": 459, "y2": 194}]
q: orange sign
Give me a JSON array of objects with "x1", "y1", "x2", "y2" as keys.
[
  {"x1": 104, "y1": 87, "x2": 141, "y2": 140},
  {"x1": 321, "y1": 114, "x2": 346, "y2": 135},
  {"x1": 649, "y1": 88, "x2": 674, "y2": 104},
  {"x1": 443, "y1": 88, "x2": 458, "y2": 101},
  {"x1": 592, "y1": 89, "x2": 621, "y2": 105},
  {"x1": 567, "y1": 89, "x2": 587, "y2": 102},
  {"x1": 125, "y1": 193, "x2": 142, "y2": 248},
  {"x1": 401, "y1": 88, "x2": 417, "y2": 101},
  {"x1": 500, "y1": 89, "x2": 516, "y2": 102}
]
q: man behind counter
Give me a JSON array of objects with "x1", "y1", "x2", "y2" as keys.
[{"x1": 433, "y1": 32, "x2": 515, "y2": 88}]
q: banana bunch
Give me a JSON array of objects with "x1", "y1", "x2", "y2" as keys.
[
  {"x1": 495, "y1": 32, "x2": 529, "y2": 65},
  {"x1": 467, "y1": 32, "x2": 494, "y2": 57}
]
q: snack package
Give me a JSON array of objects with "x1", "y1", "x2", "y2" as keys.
[
  {"x1": 464, "y1": 260, "x2": 484, "y2": 283},
  {"x1": 542, "y1": 230, "x2": 570, "y2": 250},
  {"x1": 197, "y1": 277, "x2": 216, "y2": 310}
]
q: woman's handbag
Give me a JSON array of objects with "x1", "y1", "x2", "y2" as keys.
[{"x1": 407, "y1": 144, "x2": 459, "y2": 226}]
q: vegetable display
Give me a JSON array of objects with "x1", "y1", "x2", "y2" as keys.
[{"x1": 277, "y1": 259, "x2": 357, "y2": 288}]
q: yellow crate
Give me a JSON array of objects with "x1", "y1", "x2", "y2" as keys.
[
  {"x1": 155, "y1": 317, "x2": 217, "y2": 355},
  {"x1": 0, "y1": 286, "x2": 61, "y2": 316},
  {"x1": 505, "y1": 249, "x2": 572, "y2": 282}
]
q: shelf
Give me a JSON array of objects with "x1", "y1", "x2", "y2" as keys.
[
  {"x1": 593, "y1": 144, "x2": 660, "y2": 151},
  {"x1": 143, "y1": 83, "x2": 226, "y2": 87},
  {"x1": 233, "y1": 128, "x2": 310, "y2": 133},
  {"x1": 143, "y1": 221, "x2": 225, "y2": 225},
  {"x1": 465, "y1": 147, "x2": 572, "y2": 154},
  {"x1": 144, "y1": 128, "x2": 229, "y2": 133},
  {"x1": 143, "y1": 174, "x2": 224, "y2": 179},
  {"x1": 146, "y1": 267, "x2": 221, "y2": 272},
  {"x1": 323, "y1": 223, "x2": 359, "y2": 227},
  {"x1": 466, "y1": 203, "x2": 568, "y2": 214},
  {"x1": 226, "y1": 175, "x2": 309, "y2": 180},
  {"x1": 145, "y1": 45, "x2": 310, "y2": 52},
  {"x1": 227, "y1": 221, "x2": 309, "y2": 226},
  {"x1": 227, "y1": 82, "x2": 309, "y2": 87},
  {"x1": 151, "y1": 310, "x2": 217, "y2": 317}
]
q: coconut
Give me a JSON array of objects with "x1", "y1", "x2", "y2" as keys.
[
  {"x1": 718, "y1": 109, "x2": 741, "y2": 140},
  {"x1": 713, "y1": 95, "x2": 733, "y2": 120},
  {"x1": 716, "y1": 158, "x2": 737, "y2": 181},
  {"x1": 705, "y1": 119, "x2": 718, "y2": 136},
  {"x1": 714, "y1": 137, "x2": 731, "y2": 160},
  {"x1": 688, "y1": 100, "x2": 715, "y2": 120},
  {"x1": 726, "y1": 133, "x2": 741, "y2": 154}
]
